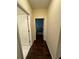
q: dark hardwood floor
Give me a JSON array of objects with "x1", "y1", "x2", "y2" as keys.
[{"x1": 26, "y1": 35, "x2": 52, "y2": 59}]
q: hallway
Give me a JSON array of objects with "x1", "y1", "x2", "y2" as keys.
[
  {"x1": 17, "y1": 0, "x2": 61, "y2": 59},
  {"x1": 26, "y1": 37, "x2": 52, "y2": 59}
]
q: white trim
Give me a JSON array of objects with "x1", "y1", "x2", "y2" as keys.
[
  {"x1": 27, "y1": 15, "x2": 32, "y2": 46},
  {"x1": 45, "y1": 40, "x2": 54, "y2": 59}
]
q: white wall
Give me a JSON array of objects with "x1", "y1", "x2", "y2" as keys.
[
  {"x1": 46, "y1": 0, "x2": 61, "y2": 59},
  {"x1": 17, "y1": 0, "x2": 32, "y2": 14},
  {"x1": 56, "y1": 31, "x2": 61, "y2": 59},
  {"x1": 32, "y1": 9, "x2": 48, "y2": 41},
  {"x1": 57, "y1": 39, "x2": 61, "y2": 59}
]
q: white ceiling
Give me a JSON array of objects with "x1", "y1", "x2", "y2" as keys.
[{"x1": 28, "y1": 0, "x2": 51, "y2": 9}]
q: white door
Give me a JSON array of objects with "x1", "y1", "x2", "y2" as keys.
[{"x1": 17, "y1": 15, "x2": 29, "y2": 46}]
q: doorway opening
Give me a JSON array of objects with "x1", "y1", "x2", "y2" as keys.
[{"x1": 35, "y1": 18, "x2": 44, "y2": 40}]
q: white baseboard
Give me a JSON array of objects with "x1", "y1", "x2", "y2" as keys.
[{"x1": 45, "y1": 40, "x2": 54, "y2": 59}]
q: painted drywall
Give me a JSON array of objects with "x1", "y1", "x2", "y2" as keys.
[
  {"x1": 28, "y1": 0, "x2": 50, "y2": 9},
  {"x1": 57, "y1": 39, "x2": 61, "y2": 59},
  {"x1": 17, "y1": 0, "x2": 32, "y2": 14},
  {"x1": 56, "y1": 30, "x2": 61, "y2": 59},
  {"x1": 32, "y1": 9, "x2": 48, "y2": 41},
  {"x1": 46, "y1": 0, "x2": 61, "y2": 59},
  {"x1": 17, "y1": 7, "x2": 25, "y2": 15}
]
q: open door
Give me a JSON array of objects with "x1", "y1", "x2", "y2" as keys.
[{"x1": 35, "y1": 18, "x2": 44, "y2": 40}]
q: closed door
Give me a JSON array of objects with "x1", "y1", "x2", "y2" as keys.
[{"x1": 17, "y1": 15, "x2": 29, "y2": 46}]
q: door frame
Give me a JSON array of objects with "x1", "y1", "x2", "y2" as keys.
[
  {"x1": 34, "y1": 17, "x2": 45, "y2": 40},
  {"x1": 35, "y1": 18, "x2": 44, "y2": 35}
]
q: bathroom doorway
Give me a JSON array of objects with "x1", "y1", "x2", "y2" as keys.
[{"x1": 35, "y1": 18, "x2": 44, "y2": 40}]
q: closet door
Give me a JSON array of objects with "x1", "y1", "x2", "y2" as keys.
[{"x1": 17, "y1": 15, "x2": 29, "y2": 46}]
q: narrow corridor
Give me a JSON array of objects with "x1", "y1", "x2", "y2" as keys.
[
  {"x1": 26, "y1": 37, "x2": 52, "y2": 59},
  {"x1": 17, "y1": 0, "x2": 61, "y2": 59}
]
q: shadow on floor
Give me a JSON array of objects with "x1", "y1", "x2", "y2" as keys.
[{"x1": 26, "y1": 35, "x2": 52, "y2": 59}]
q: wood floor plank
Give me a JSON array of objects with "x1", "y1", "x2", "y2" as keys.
[{"x1": 26, "y1": 35, "x2": 52, "y2": 59}]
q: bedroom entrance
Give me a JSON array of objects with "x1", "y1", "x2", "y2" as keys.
[{"x1": 35, "y1": 18, "x2": 44, "y2": 40}]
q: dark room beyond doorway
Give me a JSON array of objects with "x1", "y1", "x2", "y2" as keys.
[{"x1": 35, "y1": 18, "x2": 44, "y2": 40}]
